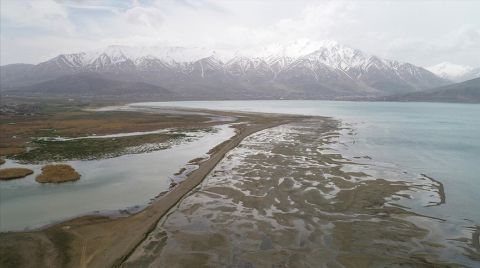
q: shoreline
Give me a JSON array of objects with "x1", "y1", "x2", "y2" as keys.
[
  {"x1": 122, "y1": 116, "x2": 479, "y2": 267},
  {"x1": 114, "y1": 115, "x2": 298, "y2": 267},
  {"x1": 1, "y1": 103, "x2": 478, "y2": 267},
  {"x1": 0, "y1": 109, "x2": 303, "y2": 268}
]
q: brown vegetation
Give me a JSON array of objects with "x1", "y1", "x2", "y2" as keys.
[
  {"x1": 0, "y1": 111, "x2": 298, "y2": 268},
  {"x1": 0, "y1": 102, "x2": 226, "y2": 160},
  {"x1": 0, "y1": 103, "x2": 242, "y2": 163},
  {"x1": 0, "y1": 168, "x2": 33, "y2": 180},
  {"x1": 0, "y1": 147, "x2": 25, "y2": 156},
  {"x1": 35, "y1": 164, "x2": 81, "y2": 183}
]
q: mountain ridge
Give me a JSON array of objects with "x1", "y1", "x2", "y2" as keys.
[
  {"x1": 380, "y1": 77, "x2": 480, "y2": 103},
  {"x1": 1, "y1": 40, "x2": 449, "y2": 100},
  {"x1": 426, "y1": 62, "x2": 479, "y2": 82},
  {"x1": 2, "y1": 73, "x2": 177, "y2": 101}
]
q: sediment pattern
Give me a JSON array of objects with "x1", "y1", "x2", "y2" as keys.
[{"x1": 124, "y1": 118, "x2": 478, "y2": 267}]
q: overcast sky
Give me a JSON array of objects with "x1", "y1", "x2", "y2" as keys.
[{"x1": 1, "y1": 0, "x2": 479, "y2": 67}]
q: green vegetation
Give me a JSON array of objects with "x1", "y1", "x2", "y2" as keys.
[
  {"x1": 1, "y1": 100, "x2": 220, "y2": 161},
  {"x1": 14, "y1": 133, "x2": 188, "y2": 163},
  {"x1": 2, "y1": 100, "x2": 229, "y2": 165}
]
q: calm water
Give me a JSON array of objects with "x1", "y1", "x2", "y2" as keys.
[
  {"x1": 134, "y1": 101, "x2": 480, "y2": 224},
  {"x1": 0, "y1": 125, "x2": 235, "y2": 231}
]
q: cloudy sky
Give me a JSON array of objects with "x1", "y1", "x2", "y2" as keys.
[{"x1": 1, "y1": 0, "x2": 479, "y2": 67}]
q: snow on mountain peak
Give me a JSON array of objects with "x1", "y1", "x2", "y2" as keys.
[
  {"x1": 7, "y1": 39, "x2": 451, "y2": 96},
  {"x1": 78, "y1": 45, "x2": 239, "y2": 65},
  {"x1": 305, "y1": 42, "x2": 369, "y2": 69},
  {"x1": 57, "y1": 40, "x2": 371, "y2": 69},
  {"x1": 427, "y1": 62, "x2": 473, "y2": 81},
  {"x1": 46, "y1": 40, "x2": 445, "y2": 84},
  {"x1": 257, "y1": 39, "x2": 346, "y2": 59}
]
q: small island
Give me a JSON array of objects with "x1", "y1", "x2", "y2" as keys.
[
  {"x1": 36, "y1": 164, "x2": 81, "y2": 183},
  {"x1": 0, "y1": 168, "x2": 34, "y2": 180}
]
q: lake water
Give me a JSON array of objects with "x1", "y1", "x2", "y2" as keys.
[
  {"x1": 0, "y1": 125, "x2": 235, "y2": 231},
  {"x1": 2, "y1": 99, "x2": 479, "y2": 257},
  {"x1": 134, "y1": 100, "x2": 480, "y2": 225}
]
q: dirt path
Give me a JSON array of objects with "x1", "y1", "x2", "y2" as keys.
[{"x1": 0, "y1": 112, "x2": 300, "y2": 268}]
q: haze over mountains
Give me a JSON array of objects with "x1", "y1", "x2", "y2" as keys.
[
  {"x1": 383, "y1": 77, "x2": 480, "y2": 103},
  {"x1": 1, "y1": 40, "x2": 478, "y2": 101},
  {"x1": 7, "y1": 73, "x2": 176, "y2": 101},
  {"x1": 427, "y1": 62, "x2": 480, "y2": 82}
]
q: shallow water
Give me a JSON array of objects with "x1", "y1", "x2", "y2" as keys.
[
  {"x1": 125, "y1": 119, "x2": 479, "y2": 267},
  {"x1": 36, "y1": 128, "x2": 176, "y2": 141},
  {"x1": 134, "y1": 100, "x2": 480, "y2": 225},
  {"x1": 125, "y1": 100, "x2": 480, "y2": 267},
  {"x1": 0, "y1": 125, "x2": 235, "y2": 231}
]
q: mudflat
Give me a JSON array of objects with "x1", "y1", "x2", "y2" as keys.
[
  {"x1": 0, "y1": 106, "x2": 301, "y2": 268},
  {"x1": 122, "y1": 118, "x2": 479, "y2": 267},
  {"x1": 1, "y1": 104, "x2": 478, "y2": 268}
]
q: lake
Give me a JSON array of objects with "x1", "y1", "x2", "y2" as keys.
[
  {"x1": 0, "y1": 125, "x2": 235, "y2": 231},
  {"x1": 134, "y1": 100, "x2": 480, "y2": 225}
]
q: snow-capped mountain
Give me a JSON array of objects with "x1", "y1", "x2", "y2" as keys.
[
  {"x1": 469, "y1": 67, "x2": 480, "y2": 76},
  {"x1": 460, "y1": 67, "x2": 480, "y2": 82},
  {"x1": 427, "y1": 62, "x2": 474, "y2": 82},
  {"x1": 1, "y1": 41, "x2": 449, "y2": 100}
]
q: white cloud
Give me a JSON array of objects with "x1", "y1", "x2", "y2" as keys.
[
  {"x1": 1, "y1": 0, "x2": 479, "y2": 66},
  {"x1": 1, "y1": 0, "x2": 75, "y2": 34},
  {"x1": 382, "y1": 25, "x2": 480, "y2": 66},
  {"x1": 123, "y1": 6, "x2": 164, "y2": 30},
  {"x1": 235, "y1": 2, "x2": 356, "y2": 46}
]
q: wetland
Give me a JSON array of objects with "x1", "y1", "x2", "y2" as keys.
[{"x1": 0, "y1": 100, "x2": 479, "y2": 268}]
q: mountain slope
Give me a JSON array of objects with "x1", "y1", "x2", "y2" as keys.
[
  {"x1": 2, "y1": 73, "x2": 176, "y2": 100},
  {"x1": 427, "y1": 62, "x2": 475, "y2": 82},
  {"x1": 1, "y1": 41, "x2": 449, "y2": 100},
  {"x1": 382, "y1": 77, "x2": 480, "y2": 103},
  {"x1": 461, "y1": 67, "x2": 480, "y2": 82}
]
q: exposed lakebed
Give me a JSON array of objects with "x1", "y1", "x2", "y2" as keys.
[
  {"x1": 125, "y1": 118, "x2": 479, "y2": 267},
  {"x1": 124, "y1": 100, "x2": 480, "y2": 267},
  {"x1": 1, "y1": 101, "x2": 479, "y2": 266}
]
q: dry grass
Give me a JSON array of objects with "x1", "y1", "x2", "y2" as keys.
[
  {"x1": 0, "y1": 107, "x2": 304, "y2": 268},
  {"x1": 0, "y1": 147, "x2": 26, "y2": 156},
  {"x1": 0, "y1": 168, "x2": 33, "y2": 180},
  {"x1": 0, "y1": 105, "x2": 214, "y2": 158},
  {"x1": 35, "y1": 164, "x2": 81, "y2": 183}
]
